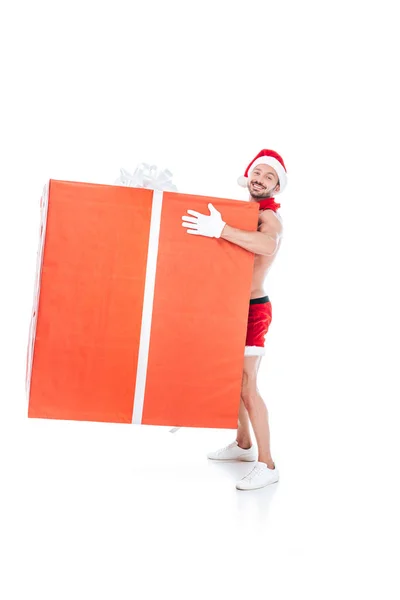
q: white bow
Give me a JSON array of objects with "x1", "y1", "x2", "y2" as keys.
[{"x1": 115, "y1": 163, "x2": 177, "y2": 192}]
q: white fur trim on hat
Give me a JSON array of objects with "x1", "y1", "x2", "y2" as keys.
[{"x1": 237, "y1": 175, "x2": 248, "y2": 188}]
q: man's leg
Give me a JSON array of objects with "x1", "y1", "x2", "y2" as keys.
[
  {"x1": 240, "y1": 355, "x2": 275, "y2": 469},
  {"x1": 236, "y1": 398, "x2": 252, "y2": 449}
]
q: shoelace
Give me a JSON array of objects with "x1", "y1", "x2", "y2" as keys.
[{"x1": 242, "y1": 464, "x2": 264, "y2": 482}]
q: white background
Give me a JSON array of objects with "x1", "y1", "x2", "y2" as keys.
[{"x1": 1, "y1": 1, "x2": 399, "y2": 598}]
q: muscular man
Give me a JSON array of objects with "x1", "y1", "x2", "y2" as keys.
[{"x1": 182, "y1": 149, "x2": 287, "y2": 490}]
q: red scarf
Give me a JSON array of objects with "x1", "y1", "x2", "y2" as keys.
[{"x1": 257, "y1": 197, "x2": 281, "y2": 212}]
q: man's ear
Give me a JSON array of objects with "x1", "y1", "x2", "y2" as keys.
[{"x1": 274, "y1": 182, "x2": 280, "y2": 193}]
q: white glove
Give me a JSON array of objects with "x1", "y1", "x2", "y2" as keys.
[{"x1": 182, "y1": 203, "x2": 226, "y2": 238}]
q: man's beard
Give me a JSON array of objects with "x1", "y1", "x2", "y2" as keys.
[{"x1": 248, "y1": 181, "x2": 273, "y2": 199}]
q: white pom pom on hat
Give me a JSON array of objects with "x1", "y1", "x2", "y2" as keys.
[
  {"x1": 237, "y1": 149, "x2": 288, "y2": 194},
  {"x1": 237, "y1": 176, "x2": 248, "y2": 187}
]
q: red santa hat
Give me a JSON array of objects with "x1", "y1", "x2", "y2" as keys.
[{"x1": 237, "y1": 149, "x2": 287, "y2": 194}]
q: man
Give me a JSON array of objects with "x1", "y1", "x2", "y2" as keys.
[{"x1": 181, "y1": 149, "x2": 287, "y2": 491}]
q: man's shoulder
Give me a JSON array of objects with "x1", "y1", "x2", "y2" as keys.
[{"x1": 259, "y1": 209, "x2": 283, "y2": 233}]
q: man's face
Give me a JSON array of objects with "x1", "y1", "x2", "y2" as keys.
[{"x1": 248, "y1": 163, "x2": 280, "y2": 199}]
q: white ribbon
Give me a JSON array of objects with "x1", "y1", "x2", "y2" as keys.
[
  {"x1": 115, "y1": 163, "x2": 177, "y2": 192},
  {"x1": 116, "y1": 163, "x2": 180, "y2": 432}
]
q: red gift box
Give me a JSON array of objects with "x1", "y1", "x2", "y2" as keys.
[{"x1": 26, "y1": 180, "x2": 258, "y2": 427}]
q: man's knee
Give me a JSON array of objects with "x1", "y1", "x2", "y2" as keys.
[
  {"x1": 241, "y1": 384, "x2": 258, "y2": 412},
  {"x1": 241, "y1": 356, "x2": 262, "y2": 411}
]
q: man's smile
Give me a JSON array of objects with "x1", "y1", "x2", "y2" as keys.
[{"x1": 251, "y1": 182, "x2": 265, "y2": 191}]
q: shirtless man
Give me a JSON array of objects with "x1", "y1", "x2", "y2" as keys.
[{"x1": 181, "y1": 149, "x2": 287, "y2": 490}]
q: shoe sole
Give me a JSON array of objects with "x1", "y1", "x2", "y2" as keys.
[
  {"x1": 207, "y1": 455, "x2": 257, "y2": 462},
  {"x1": 236, "y1": 479, "x2": 279, "y2": 490}
]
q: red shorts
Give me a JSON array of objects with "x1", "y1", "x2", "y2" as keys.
[{"x1": 245, "y1": 296, "x2": 272, "y2": 356}]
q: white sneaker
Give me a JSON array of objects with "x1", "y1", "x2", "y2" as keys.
[
  {"x1": 236, "y1": 461, "x2": 279, "y2": 490},
  {"x1": 207, "y1": 440, "x2": 257, "y2": 462}
]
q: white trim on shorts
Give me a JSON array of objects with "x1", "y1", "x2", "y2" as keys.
[{"x1": 244, "y1": 346, "x2": 266, "y2": 356}]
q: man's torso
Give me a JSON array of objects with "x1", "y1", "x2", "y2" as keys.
[{"x1": 251, "y1": 209, "x2": 283, "y2": 299}]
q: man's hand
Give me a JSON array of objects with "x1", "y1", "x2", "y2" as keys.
[{"x1": 181, "y1": 203, "x2": 226, "y2": 238}]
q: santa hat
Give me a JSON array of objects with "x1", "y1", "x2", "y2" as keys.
[{"x1": 238, "y1": 149, "x2": 287, "y2": 194}]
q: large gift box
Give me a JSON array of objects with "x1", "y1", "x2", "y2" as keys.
[{"x1": 26, "y1": 179, "x2": 258, "y2": 428}]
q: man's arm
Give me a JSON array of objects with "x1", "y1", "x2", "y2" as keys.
[{"x1": 221, "y1": 212, "x2": 282, "y2": 257}]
